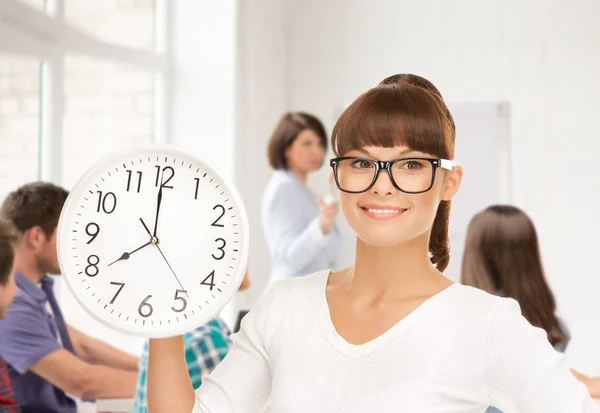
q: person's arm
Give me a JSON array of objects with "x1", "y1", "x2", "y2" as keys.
[
  {"x1": 67, "y1": 325, "x2": 138, "y2": 371},
  {"x1": 485, "y1": 299, "x2": 600, "y2": 412},
  {"x1": 148, "y1": 281, "x2": 282, "y2": 413},
  {"x1": 29, "y1": 349, "x2": 137, "y2": 400},
  {"x1": 238, "y1": 270, "x2": 250, "y2": 291},
  {"x1": 0, "y1": 297, "x2": 137, "y2": 401},
  {"x1": 571, "y1": 369, "x2": 600, "y2": 399},
  {"x1": 148, "y1": 336, "x2": 196, "y2": 412},
  {"x1": 265, "y1": 182, "x2": 337, "y2": 271}
]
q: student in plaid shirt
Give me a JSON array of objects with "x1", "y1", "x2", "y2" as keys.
[
  {"x1": 0, "y1": 220, "x2": 20, "y2": 413},
  {"x1": 133, "y1": 271, "x2": 250, "y2": 413}
]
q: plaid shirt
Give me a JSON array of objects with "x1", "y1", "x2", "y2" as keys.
[
  {"x1": 0, "y1": 356, "x2": 19, "y2": 413},
  {"x1": 132, "y1": 318, "x2": 232, "y2": 413}
]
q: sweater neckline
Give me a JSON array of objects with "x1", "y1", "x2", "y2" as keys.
[{"x1": 316, "y1": 270, "x2": 461, "y2": 359}]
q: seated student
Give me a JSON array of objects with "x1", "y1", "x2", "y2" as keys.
[
  {"x1": 461, "y1": 205, "x2": 597, "y2": 410},
  {"x1": 0, "y1": 220, "x2": 20, "y2": 413},
  {"x1": 0, "y1": 182, "x2": 139, "y2": 413},
  {"x1": 132, "y1": 271, "x2": 251, "y2": 413}
]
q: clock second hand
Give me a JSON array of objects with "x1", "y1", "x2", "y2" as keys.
[{"x1": 139, "y1": 218, "x2": 188, "y2": 297}]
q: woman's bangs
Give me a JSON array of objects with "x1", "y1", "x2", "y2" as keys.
[{"x1": 332, "y1": 85, "x2": 453, "y2": 159}]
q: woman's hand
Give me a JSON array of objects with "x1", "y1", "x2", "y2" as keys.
[{"x1": 318, "y1": 196, "x2": 340, "y2": 235}]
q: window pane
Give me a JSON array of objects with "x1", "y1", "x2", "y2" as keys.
[
  {"x1": 0, "y1": 54, "x2": 41, "y2": 201},
  {"x1": 65, "y1": 0, "x2": 155, "y2": 50},
  {"x1": 18, "y1": 0, "x2": 48, "y2": 13},
  {"x1": 63, "y1": 54, "x2": 155, "y2": 189}
]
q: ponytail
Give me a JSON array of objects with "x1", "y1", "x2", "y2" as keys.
[{"x1": 430, "y1": 200, "x2": 451, "y2": 271}]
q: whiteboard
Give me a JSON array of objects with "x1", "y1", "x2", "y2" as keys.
[{"x1": 444, "y1": 102, "x2": 512, "y2": 281}]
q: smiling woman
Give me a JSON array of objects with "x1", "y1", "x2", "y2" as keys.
[{"x1": 146, "y1": 74, "x2": 600, "y2": 413}]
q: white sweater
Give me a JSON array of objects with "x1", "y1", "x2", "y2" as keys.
[{"x1": 192, "y1": 270, "x2": 598, "y2": 412}]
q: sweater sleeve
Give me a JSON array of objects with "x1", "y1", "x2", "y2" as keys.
[
  {"x1": 264, "y1": 181, "x2": 336, "y2": 272},
  {"x1": 191, "y1": 281, "x2": 285, "y2": 413},
  {"x1": 484, "y1": 298, "x2": 599, "y2": 412}
]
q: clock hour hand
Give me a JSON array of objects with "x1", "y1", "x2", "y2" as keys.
[{"x1": 108, "y1": 239, "x2": 153, "y2": 266}]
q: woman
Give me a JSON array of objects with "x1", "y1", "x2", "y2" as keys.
[
  {"x1": 462, "y1": 205, "x2": 600, "y2": 405},
  {"x1": 461, "y1": 205, "x2": 569, "y2": 350},
  {"x1": 261, "y1": 112, "x2": 341, "y2": 282},
  {"x1": 147, "y1": 74, "x2": 598, "y2": 412}
]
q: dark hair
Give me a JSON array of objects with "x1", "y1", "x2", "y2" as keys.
[
  {"x1": 0, "y1": 219, "x2": 19, "y2": 285},
  {"x1": 0, "y1": 182, "x2": 69, "y2": 238},
  {"x1": 331, "y1": 74, "x2": 456, "y2": 271},
  {"x1": 461, "y1": 205, "x2": 567, "y2": 346},
  {"x1": 267, "y1": 112, "x2": 328, "y2": 170}
]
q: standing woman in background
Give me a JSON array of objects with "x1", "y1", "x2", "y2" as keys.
[
  {"x1": 261, "y1": 112, "x2": 341, "y2": 283},
  {"x1": 461, "y1": 204, "x2": 600, "y2": 405}
]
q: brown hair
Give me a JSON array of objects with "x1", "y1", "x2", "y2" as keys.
[
  {"x1": 267, "y1": 112, "x2": 328, "y2": 170},
  {"x1": 0, "y1": 182, "x2": 69, "y2": 238},
  {"x1": 0, "y1": 219, "x2": 19, "y2": 285},
  {"x1": 461, "y1": 205, "x2": 567, "y2": 346},
  {"x1": 331, "y1": 74, "x2": 456, "y2": 271}
]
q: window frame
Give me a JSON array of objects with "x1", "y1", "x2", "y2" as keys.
[{"x1": 0, "y1": 0, "x2": 170, "y2": 183}]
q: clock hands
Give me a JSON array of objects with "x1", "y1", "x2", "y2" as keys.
[
  {"x1": 140, "y1": 217, "x2": 153, "y2": 238},
  {"x1": 107, "y1": 240, "x2": 153, "y2": 266},
  {"x1": 152, "y1": 172, "x2": 164, "y2": 238},
  {"x1": 154, "y1": 245, "x2": 188, "y2": 296},
  {"x1": 139, "y1": 217, "x2": 188, "y2": 296}
]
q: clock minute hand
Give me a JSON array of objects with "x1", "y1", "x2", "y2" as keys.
[{"x1": 152, "y1": 173, "x2": 164, "y2": 238}]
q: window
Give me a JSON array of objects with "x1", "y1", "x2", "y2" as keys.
[
  {"x1": 65, "y1": 0, "x2": 156, "y2": 49},
  {"x1": 18, "y1": 0, "x2": 47, "y2": 13},
  {"x1": 63, "y1": 55, "x2": 155, "y2": 188},
  {"x1": 0, "y1": 0, "x2": 167, "y2": 356}
]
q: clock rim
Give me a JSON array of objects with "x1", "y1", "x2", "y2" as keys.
[{"x1": 57, "y1": 144, "x2": 250, "y2": 338}]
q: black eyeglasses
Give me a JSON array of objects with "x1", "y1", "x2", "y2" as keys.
[{"x1": 329, "y1": 157, "x2": 454, "y2": 194}]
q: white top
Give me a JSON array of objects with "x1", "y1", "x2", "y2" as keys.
[
  {"x1": 261, "y1": 171, "x2": 341, "y2": 283},
  {"x1": 192, "y1": 270, "x2": 598, "y2": 413}
]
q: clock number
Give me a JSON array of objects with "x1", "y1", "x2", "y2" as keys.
[
  {"x1": 201, "y1": 270, "x2": 216, "y2": 290},
  {"x1": 126, "y1": 170, "x2": 143, "y2": 192},
  {"x1": 171, "y1": 289, "x2": 188, "y2": 313},
  {"x1": 212, "y1": 238, "x2": 226, "y2": 260},
  {"x1": 211, "y1": 205, "x2": 225, "y2": 227},
  {"x1": 85, "y1": 255, "x2": 100, "y2": 277},
  {"x1": 154, "y1": 166, "x2": 175, "y2": 189},
  {"x1": 85, "y1": 222, "x2": 100, "y2": 244},
  {"x1": 193, "y1": 177, "x2": 200, "y2": 200},
  {"x1": 96, "y1": 191, "x2": 117, "y2": 214},
  {"x1": 138, "y1": 295, "x2": 153, "y2": 318},
  {"x1": 109, "y1": 282, "x2": 125, "y2": 304}
]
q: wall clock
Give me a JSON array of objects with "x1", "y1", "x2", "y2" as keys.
[{"x1": 57, "y1": 145, "x2": 249, "y2": 338}]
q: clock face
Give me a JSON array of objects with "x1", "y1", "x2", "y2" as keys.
[{"x1": 57, "y1": 145, "x2": 249, "y2": 338}]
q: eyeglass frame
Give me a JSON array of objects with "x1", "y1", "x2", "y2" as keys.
[{"x1": 329, "y1": 156, "x2": 454, "y2": 194}]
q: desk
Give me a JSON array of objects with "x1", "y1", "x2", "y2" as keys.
[
  {"x1": 96, "y1": 398, "x2": 134, "y2": 412},
  {"x1": 96, "y1": 397, "x2": 600, "y2": 410}
]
